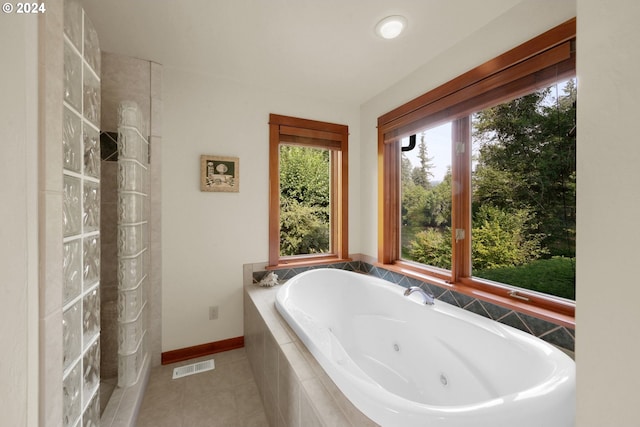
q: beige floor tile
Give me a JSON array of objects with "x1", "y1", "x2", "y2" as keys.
[
  {"x1": 134, "y1": 348, "x2": 268, "y2": 427},
  {"x1": 239, "y1": 409, "x2": 269, "y2": 427},
  {"x1": 233, "y1": 381, "x2": 263, "y2": 418}
]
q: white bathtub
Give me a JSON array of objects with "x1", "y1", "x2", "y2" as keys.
[{"x1": 275, "y1": 268, "x2": 575, "y2": 427}]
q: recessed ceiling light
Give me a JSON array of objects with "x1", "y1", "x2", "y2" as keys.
[{"x1": 375, "y1": 15, "x2": 407, "y2": 39}]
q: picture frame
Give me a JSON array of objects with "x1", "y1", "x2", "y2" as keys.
[{"x1": 200, "y1": 155, "x2": 240, "y2": 192}]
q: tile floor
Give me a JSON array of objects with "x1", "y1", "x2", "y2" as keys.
[{"x1": 135, "y1": 348, "x2": 269, "y2": 427}]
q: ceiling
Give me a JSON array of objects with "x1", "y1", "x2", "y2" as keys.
[{"x1": 79, "y1": 0, "x2": 524, "y2": 105}]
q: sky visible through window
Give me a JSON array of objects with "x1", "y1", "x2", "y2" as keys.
[
  {"x1": 401, "y1": 122, "x2": 451, "y2": 184},
  {"x1": 402, "y1": 79, "x2": 574, "y2": 184}
]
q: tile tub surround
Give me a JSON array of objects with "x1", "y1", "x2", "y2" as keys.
[
  {"x1": 244, "y1": 279, "x2": 379, "y2": 427},
  {"x1": 252, "y1": 259, "x2": 575, "y2": 354},
  {"x1": 245, "y1": 260, "x2": 575, "y2": 426}
]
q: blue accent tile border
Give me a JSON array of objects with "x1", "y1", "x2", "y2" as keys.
[{"x1": 253, "y1": 260, "x2": 575, "y2": 352}]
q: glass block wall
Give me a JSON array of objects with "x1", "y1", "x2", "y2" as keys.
[
  {"x1": 62, "y1": 0, "x2": 102, "y2": 425},
  {"x1": 117, "y1": 101, "x2": 149, "y2": 387}
]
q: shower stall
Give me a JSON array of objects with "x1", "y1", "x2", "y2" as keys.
[
  {"x1": 100, "y1": 101, "x2": 151, "y2": 410},
  {"x1": 61, "y1": 1, "x2": 162, "y2": 425}
]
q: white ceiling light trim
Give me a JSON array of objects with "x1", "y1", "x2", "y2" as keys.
[{"x1": 375, "y1": 15, "x2": 408, "y2": 39}]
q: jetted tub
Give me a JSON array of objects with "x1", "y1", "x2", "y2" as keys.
[{"x1": 275, "y1": 268, "x2": 575, "y2": 427}]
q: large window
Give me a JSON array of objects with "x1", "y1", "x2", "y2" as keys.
[
  {"x1": 379, "y1": 19, "x2": 576, "y2": 325},
  {"x1": 269, "y1": 114, "x2": 348, "y2": 267}
]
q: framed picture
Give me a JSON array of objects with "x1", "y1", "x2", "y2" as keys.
[{"x1": 200, "y1": 155, "x2": 240, "y2": 192}]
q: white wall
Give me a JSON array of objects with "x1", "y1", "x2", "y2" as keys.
[
  {"x1": 161, "y1": 68, "x2": 360, "y2": 351},
  {"x1": 0, "y1": 13, "x2": 39, "y2": 427},
  {"x1": 575, "y1": 0, "x2": 640, "y2": 425}
]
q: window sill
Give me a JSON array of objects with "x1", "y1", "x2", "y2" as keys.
[
  {"x1": 377, "y1": 261, "x2": 575, "y2": 329},
  {"x1": 267, "y1": 255, "x2": 353, "y2": 271}
]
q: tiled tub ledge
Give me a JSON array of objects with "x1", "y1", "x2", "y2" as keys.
[
  {"x1": 243, "y1": 282, "x2": 379, "y2": 427},
  {"x1": 250, "y1": 259, "x2": 575, "y2": 355}
]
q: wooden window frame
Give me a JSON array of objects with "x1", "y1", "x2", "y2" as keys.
[
  {"x1": 378, "y1": 19, "x2": 576, "y2": 327},
  {"x1": 269, "y1": 113, "x2": 349, "y2": 268}
]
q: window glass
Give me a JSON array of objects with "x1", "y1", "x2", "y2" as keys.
[
  {"x1": 268, "y1": 113, "x2": 348, "y2": 267},
  {"x1": 379, "y1": 19, "x2": 576, "y2": 318},
  {"x1": 279, "y1": 145, "x2": 331, "y2": 256},
  {"x1": 398, "y1": 79, "x2": 576, "y2": 300},
  {"x1": 400, "y1": 122, "x2": 452, "y2": 270},
  {"x1": 471, "y1": 79, "x2": 576, "y2": 299}
]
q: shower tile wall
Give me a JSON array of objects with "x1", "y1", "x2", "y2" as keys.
[
  {"x1": 99, "y1": 157, "x2": 118, "y2": 389},
  {"x1": 62, "y1": 1, "x2": 101, "y2": 425},
  {"x1": 99, "y1": 131, "x2": 119, "y2": 400}
]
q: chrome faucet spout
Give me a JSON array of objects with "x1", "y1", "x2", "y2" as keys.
[{"x1": 403, "y1": 286, "x2": 435, "y2": 305}]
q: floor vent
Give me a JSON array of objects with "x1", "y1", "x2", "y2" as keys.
[{"x1": 172, "y1": 359, "x2": 215, "y2": 379}]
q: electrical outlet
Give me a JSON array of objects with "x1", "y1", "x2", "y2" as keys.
[{"x1": 209, "y1": 305, "x2": 219, "y2": 320}]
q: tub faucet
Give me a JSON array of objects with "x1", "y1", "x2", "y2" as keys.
[{"x1": 404, "y1": 286, "x2": 435, "y2": 305}]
